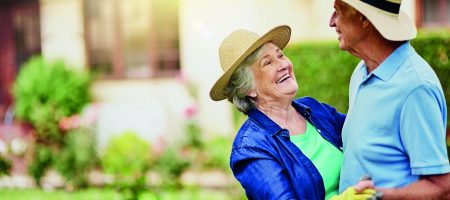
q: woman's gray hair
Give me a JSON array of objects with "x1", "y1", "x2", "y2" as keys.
[{"x1": 224, "y1": 45, "x2": 263, "y2": 115}]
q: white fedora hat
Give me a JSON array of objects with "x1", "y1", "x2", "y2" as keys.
[
  {"x1": 342, "y1": 0, "x2": 417, "y2": 41},
  {"x1": 209, "y1": 25, "x2": 291, "y2": 101}
]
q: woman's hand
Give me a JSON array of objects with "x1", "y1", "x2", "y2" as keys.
[
  {"x1": 330, "y1": 186, "x2": 376, "y2": 200},
  {"x1": 331, "y1": 176, "x2": 383, "y2": 200}
]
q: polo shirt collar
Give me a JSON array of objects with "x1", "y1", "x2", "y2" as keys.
[
  {"x1": 248, "y1": 101, "x2": 311, "y2": 137},
  {"x1": 369, "y1": 42, "x2": 413, "y2": 82}
]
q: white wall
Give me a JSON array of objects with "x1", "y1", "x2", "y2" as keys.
[
  {"x1": 91, "y1": 79, "x2": 194, "y2": 151},
  {"x1": 40, "y1": 0, "x2": 86, "y2": 69}
]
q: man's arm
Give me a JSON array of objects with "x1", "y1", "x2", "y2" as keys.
[{"x1": 379, "y1": 173, "x2": 450, "y2": 200}]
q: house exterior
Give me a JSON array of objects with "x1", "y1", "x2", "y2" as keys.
[{"x1": 0, "y1": 0, "x2": 448, "y2": 150}]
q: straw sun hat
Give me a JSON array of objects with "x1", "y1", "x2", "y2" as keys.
[
  {"x1": 209, "y1": 25, "x2": 291, "y2": 101},
  {"x1": 342, "y1": 0, "x2": 416, "y2": 41}
]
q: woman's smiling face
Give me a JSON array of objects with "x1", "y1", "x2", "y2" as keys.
[{"x1": 250, "y1": 42, "x2": 298, "y2": 102}]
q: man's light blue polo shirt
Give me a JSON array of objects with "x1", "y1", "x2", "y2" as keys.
[{"x1": 339, "y1": 42, "x2": 450, "y2": 192}]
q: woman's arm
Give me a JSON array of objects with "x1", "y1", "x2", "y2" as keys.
[{"x1": 230, "y1": 147, "x2": 298, "y2": 200}]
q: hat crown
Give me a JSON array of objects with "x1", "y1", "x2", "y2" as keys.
[
  {"x1": 360, "y1": 0, "x2": 402, "y2": 14},
  {"x1": 219, "y1": 30, "x2": 260, "y2": 72},
  {"x1": 342, "y1": 0, "x2": 416, "y2": 41}
]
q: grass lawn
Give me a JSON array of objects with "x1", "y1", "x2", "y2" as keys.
[{"x1": 0, "y1": 187, "x2": 246, "y2": 200}]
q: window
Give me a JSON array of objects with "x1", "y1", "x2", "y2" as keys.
[
  {"x1": 416, "y1": 0, "x2": 450, "y2": 27},
  {"x1": 84, "y1": 0, "x2": 180, "y2": 79}
]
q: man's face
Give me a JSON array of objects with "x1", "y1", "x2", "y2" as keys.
[{"x1": 329, "y1": 0, "x2": 365, "y2": 51}]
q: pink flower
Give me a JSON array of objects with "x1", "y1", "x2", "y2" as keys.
[
  {"x1": 152, "y1": 136, "x2": 166, "y2": 157},
  {"x1": 183, "y1": 103, "x2": 198, "y2": 119},
  {"x1": 59, "y1": 115, "x2": 81, "y2": 131},
  {"x1": 175, "y1": 71, "x2": 187, "y2": 84}
]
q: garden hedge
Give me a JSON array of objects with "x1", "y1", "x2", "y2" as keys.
[{"x1": 283, "y1": 33, "x2": 450, "y2": 128}]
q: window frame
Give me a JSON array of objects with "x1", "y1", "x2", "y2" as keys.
[
  {"x1": 82, "y1": 0, "x2": 180, "y2": 79},
  {"x1": 415, "y1": 0, "x2": 450, "y2": 28}
]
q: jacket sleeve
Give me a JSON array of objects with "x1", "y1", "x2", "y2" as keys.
[
  {"x1": 320, "y1": 102, "x2": 346, "y2": 135},
  {"x1": 230, "y1": 146, "x2": 298, "y2": 200}
]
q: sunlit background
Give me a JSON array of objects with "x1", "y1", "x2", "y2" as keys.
[{"x1": 0, "y1": 0, "x2": 449, "y2": 199}]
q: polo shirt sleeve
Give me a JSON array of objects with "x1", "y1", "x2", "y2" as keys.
[{"x1": 400, "y1": 83, "x2": 450, "y2": 175}]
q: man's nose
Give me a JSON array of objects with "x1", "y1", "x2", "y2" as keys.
[{"x1": 329, "y1": 11, "x2": 337, "y2": 27}]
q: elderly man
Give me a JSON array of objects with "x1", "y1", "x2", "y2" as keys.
[{"x1": 329, "y1": 0, "x2": 450, "y2": 199}]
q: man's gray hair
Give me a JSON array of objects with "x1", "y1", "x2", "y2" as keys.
[{"x1": 224, "y1": 45, "x2": 263, "y2": 114}]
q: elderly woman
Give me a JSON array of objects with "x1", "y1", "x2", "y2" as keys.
[{"x1": 210, "y1": 25, "x2": 375, "y2": 200}]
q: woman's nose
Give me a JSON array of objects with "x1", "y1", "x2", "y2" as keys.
[{"x1": 278, "y1": 59, "x2": 290, "y2": 71}]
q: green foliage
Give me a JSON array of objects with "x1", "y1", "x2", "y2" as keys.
[
  {"x1": 13, "y1": 56, "x2": 92, "y2": 143},
  {"x1": 28, "y1": 145, "x2": 53, "y2": 186},
  {"x1": 0, "y1": 156, "x2": 11, "y2": 176},
  {"x1": 184, "y1": 120, "x2": 203, "y2": 150},
  {"x1": 101, "y1": 131, "x2": 152, "y2": 199},
  {"x1": 283, "y1": 41, "x2": 360, "y2": 113},
  {"x1": 203, "y1": 136, "x2": 232, "y2": 171},
  {"x1": 154, "y1": 148, "x2": 190, "y2": 188},
  {"x1": 0, "y1": 187, "x2": 245, "y2": 200},
  {"x1": 101, "y1": 131, "x2": 151, "y2": 177},
  {"x1": 53, "y1": 128, "x2": 98, "y2": 188},
  {"x1": 13, "y1": 56, "x2": 93, "y2": 187},
  {"x1": 411, "y1": 35, "x2": 450, "y2": 127}
]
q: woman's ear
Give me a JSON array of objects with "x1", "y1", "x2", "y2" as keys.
[{"x1": 247, "y1": 89, "x2": 257, "y2": 98}]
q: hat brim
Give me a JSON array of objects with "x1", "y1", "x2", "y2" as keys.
[
  {"x1": 210, "y1": 25, "x2": 291, "y2": 101},
  {"x1": 343, "y1": 0, "x2": 416, "y2": 41}
]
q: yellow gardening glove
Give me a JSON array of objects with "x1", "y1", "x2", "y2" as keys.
[{"x1": 330, "y1": 187, "x2": 376, "y2": 200}]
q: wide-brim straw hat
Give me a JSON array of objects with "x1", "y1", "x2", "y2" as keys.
[
  {"x1": 342, "y1": 0, "x2": 416, "y2": 41},
  {"x1": 209, "y1": 25, "x2": 291, "y2": 101}
]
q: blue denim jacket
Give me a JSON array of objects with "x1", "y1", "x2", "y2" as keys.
[{"x1": 230, "y1": 97, "x2": 345, "y2": 200}]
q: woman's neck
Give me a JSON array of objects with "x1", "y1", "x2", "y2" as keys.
[{"x1": 258, "y1": 103, "x2": 305, "y2": 134}]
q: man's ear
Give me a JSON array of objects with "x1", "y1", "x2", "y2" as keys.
[
  {"x1": 360, "y1": 15, "x2": 370, "y2": 28},
  {"x1": 247, "y1": 89, "x2": 257, "y2": 98}
]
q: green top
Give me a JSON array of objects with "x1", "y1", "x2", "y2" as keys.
[{"x1": 290, "y1": 120, "x2": 343, "y2": 200}]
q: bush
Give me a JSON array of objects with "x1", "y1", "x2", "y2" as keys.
[
  {"x1": 101, "y1": 131, "x2": 152, "y2": 177},
  {"x1": 53, "y1": 128, "x2": 97, "y2": 188},
  {"x1": 411, "y1": 35, "x2": 450, "y2": 124},
  {"x1": 101, "y1": 131, "x2": 152, "y2": 199},
  {"x1": 284, "y1": 41, "x2": 359, "y2": 113},
  {"x1": 203, "y1": 136, "x2": 232, "y2": 171},
  {"x1": 153, "y1": 147, "x2": 190, "y2": 188},
  {"x1": 14, "y1": 56, "x2": 92, "y2": 143},
  {"x1": 0, "y1": 156, "x2": 11, "y2": 176},
  {"x1": 27, "y1": 145, "x2": 53, "y2": 186},
  {"x1": 13, "y1": 56, "x2": 93, "y2": 186}
]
